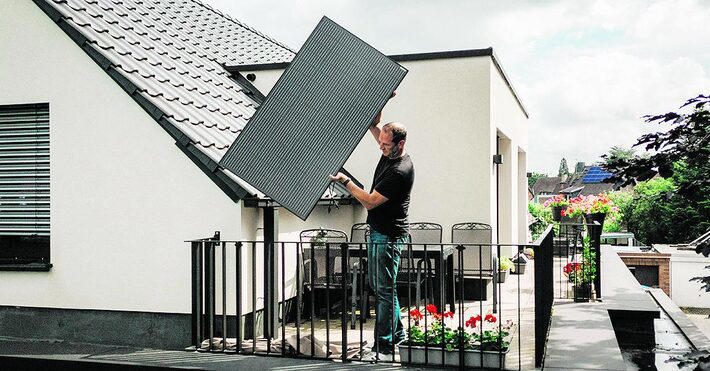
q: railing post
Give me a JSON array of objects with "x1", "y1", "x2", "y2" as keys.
[
  {"x1": 590, "y1": 221, "x2": 602, "y2": 298},
  {"x1": 191, "y1": 241, "x2": 203, "y2": 349},
  {"x1": 340, "y1": 243, "x2": 349, "y2": 362},
  {"x1": 205, "y1": 240, "x2": 216, "y2": 351}
]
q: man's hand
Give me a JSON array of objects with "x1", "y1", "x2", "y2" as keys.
[
  {"x1": 371, "y1": 91, "x2": 397, "y2": 127},
  {"x1": 329, "y1": 172, "x2": 350, "y2": 184}
]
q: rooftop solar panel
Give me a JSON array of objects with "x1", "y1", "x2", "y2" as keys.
[
  {"x1": 219, "y1": 17, "x2": 407, "y2": 220},
  {"x1": 582, "y1": 166, "x2": 612, "y2": 183}
]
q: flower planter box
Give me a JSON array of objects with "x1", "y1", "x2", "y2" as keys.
[
  {"x1": 570, "y1": 284, "x2": 592, "y2": 302},
  {"x1": 498, "y1": 269, "x2": 509, "y2": 283},
  {"x1": 398, "y1": 344, "x2": 508, "y2": 368},
  {"x1": 552, "y1": 205, "x2": 565, "y2": 222}
]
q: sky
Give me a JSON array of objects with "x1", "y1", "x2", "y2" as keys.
[{"x1": 203, "y1": 0, "x2": 710, "y2": 175}]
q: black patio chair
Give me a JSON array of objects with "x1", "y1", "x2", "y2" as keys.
[
  {"x1": 404, "y1": 222, "x2": 443, "y2": 308},
  {"x1": 299, "y1": 228, "x2": 350, "y2": 318},
  {"x1": 451, "y1": 222, "x2": 495, "y2": 300}
]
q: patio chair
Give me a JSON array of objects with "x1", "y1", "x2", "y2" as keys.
[
  {"x1": 404, "y1": 222, "x2": 443, "y2": 308},
  {"x1": 299, "y1": 228, "x2": 350, "y2": 318},
  {"x1": 451, "y1": 222, "x2": 494, "y2": 300}
]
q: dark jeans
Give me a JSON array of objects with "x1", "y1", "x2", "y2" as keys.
[{"x1": 368, "y1": 229, "x2": 406, "y2": 351}]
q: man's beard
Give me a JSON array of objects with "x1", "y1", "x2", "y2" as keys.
[{"x1": 387, "y1": 145, "x2": 401, "y2": 159}]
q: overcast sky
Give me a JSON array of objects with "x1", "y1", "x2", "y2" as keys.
[{"x1": 203, "y1": 0, "x2": 709, "y2": 175}]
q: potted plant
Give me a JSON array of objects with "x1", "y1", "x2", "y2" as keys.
[
  {"x1": 544, "y1": 195, "x2": 569, "y2": 222},
  {"x1": 564, "y1": 194, "x2": 619, "y2": 230},
  {"x1": 498, "y1": 256, "x2": 514, "y2": 282},
  {"x1": 400, "y1": 305, "x2": 513, "y2": 368},
  {"x1": 563, "y1": 237, "x2": 596, "y2": 302}
]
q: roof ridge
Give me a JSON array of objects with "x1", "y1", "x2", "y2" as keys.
[{"x1": 188, "y1": 0, "x2": 296, "y2": 55}]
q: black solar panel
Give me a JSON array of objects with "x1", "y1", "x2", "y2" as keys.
[{"x1": 219, "y1": 17, "x2": 407, "y2": 220}]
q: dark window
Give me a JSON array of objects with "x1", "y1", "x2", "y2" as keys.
[
  {"x1": 629, "y1": 265, "x2": 659, "y2": 287},
  {"x1": 0, "y1": 103, "x2": 50, "y2": 271}
]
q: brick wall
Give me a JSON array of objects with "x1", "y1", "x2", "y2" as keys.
[{"x1": 618, "y1": 252, "x2": 671, "y2": 297}]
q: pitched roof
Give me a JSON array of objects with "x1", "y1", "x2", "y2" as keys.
[
  {"x1": 532, "y1": 176, "x2": 561, "y2": 195},
  {"x1": 34, "y1": 0, "x2": 355, "y2": 202}
]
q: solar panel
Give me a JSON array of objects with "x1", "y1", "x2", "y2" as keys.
[
  {"x1": 219, "y1": 17, "x2": 407, "y2": 220},
  {"x1": 582, "y1": 166, "x2": 612, "y2": 183}
]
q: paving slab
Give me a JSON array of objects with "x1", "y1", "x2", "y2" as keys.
[
  {"x1": 602, "y1": 247, "x2": 659, "y2": 315},
  {"x1": 648, "y1": 288, "x2": 710, "y2": 351},
  {"x1": 543, "y1": 301, "x2": 626, "y2": 370}
]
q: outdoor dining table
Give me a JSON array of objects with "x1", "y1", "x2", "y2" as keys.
[{"x1": 346, "y1": 243, "x2": 457, "y2": 313}]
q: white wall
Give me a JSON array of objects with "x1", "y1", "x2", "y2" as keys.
[
  {"x1": 671, "y1": 255, "x2": 710, "y2": 308},
  {"x1": 0, "y1": 1, "x2": 241, "y2": 314},
  {"x1": 490, "y1": 60, "x2": 529, "y2": 246},
  {"x1": 346, "y1": 57, "x2": 494, "y2": 238}
]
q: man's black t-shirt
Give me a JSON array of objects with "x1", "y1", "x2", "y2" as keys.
[{"x1": 366, "y1": 154, "x2": 415, "y2": 238}]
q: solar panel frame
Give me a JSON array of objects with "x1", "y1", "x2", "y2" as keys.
[{"x1": 219, "y1": 16, "x2": 408, "y2": 220}]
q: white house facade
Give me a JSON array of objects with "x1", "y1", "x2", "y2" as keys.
[{"x1": 0, "y1": 0, "x2": 528, "y2": 349}]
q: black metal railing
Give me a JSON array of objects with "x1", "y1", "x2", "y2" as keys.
[
  {"x1": 551, "y1": 221, "x2": 602, "y2": 302},
  {"x1": 187, "y1": 231, "x2": 556, "y2": 370}
]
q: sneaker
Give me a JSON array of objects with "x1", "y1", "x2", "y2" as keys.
[{"x1": 359, "y1": 350, "x2": 393, "y2": 362}]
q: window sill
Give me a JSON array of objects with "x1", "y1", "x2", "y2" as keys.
[{"x1": 0, "y1": 263, "x2": 53, "y2": 272}]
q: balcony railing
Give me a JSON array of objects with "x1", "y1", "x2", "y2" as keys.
[{"x1": 186, "y1": 227, "x2": 557, "y2": 369}]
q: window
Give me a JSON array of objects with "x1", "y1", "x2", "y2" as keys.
[
  {"x1": 629, "y1": 265, "x2": 659, "y2": 288},
  {"x1": 0, "y1": 103, "x2": 50, "y2": 271}
]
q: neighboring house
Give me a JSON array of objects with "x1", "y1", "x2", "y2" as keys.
[
  {"x1": 654, "y1": 244, "x2": 710, "y2": 309},
  {"x1": 0, "y1": 0, "x2": 528, "y2": 348},
  {"x1": 532, "y1": 165, "x2": 620, "y2": 202}
]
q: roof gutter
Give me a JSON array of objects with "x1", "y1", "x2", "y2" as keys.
[{"x1": 225, "y1": 47, "x2": 529, "y2": 118}]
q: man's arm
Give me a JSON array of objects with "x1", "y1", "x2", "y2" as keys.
[
  {"x1": 330, "y1": 173, "x2": 387, "y2": 210},
  {"x1": 369, "y1": 91, "x2": 396, "y2": 145}
]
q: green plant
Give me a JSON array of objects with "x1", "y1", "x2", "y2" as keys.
[
  {"x1": 603, "y1": 191, "x2": 633, "y2": 232},
  {"x1": 543, "y1": 195, "x2": 569, "y2": 208},
  {"x1": 528, "y1": 202, "x2": 553, "y2": 241},
  {"x1": 407, "y1": 305, "x2": 513, "y2": 351},
  {"x1": 563, "y1": 236, "x2": 596, "y2": 286},
  {"x1": 499, "y1": 256, "x2": 514, "y2": 272}
]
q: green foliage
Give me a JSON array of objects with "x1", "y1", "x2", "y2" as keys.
[
  {"x1": 558, "y1": 158, "x2": 569, "y2": 177},
  {"x1": 528, "y1": 172, "x2": 547, "y2": 188},
  {"x1": 625, "y1": 164, "x2": 710, "y2": 244},
  {"x1": 604, "y1": 145, "x2": 636, "y2": 166},
  {"x1": 499, "y1": 256, "x2": 514, "y2": 272},
  {"x1": 603, "y1": 191, "x2": 633, "y2": 232},
  {"x1": 564, "y1": 236, "x2": 597, "y2": 286},
  {"x1": 528, "y1": 202, "x2": 552, "y2": 241}
]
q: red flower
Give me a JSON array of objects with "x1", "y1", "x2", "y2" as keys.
[
  {"x1": 561, "y1": 209, "x2": 566, "y2": 216},
  {"x1": 466, "y1": 315, "x2": 481, "y2": 328},
  {"x1": 485, "y1": 314, "x2": 496, "y2": 323},
  {"x1": 443, "y1": 311, "x2": 454, "y2": 318},
  {"x1": 563, "y1": 263, "x2": 582, "y2": 274},
  {"x1": 409, "y1": 309, "x2": 423, "y2": 321},
  {"x1": 426, "y1": 304, "x2": 438, "y2": 315}
]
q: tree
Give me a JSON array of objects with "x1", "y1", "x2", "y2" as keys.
[
  {"x1": 528, "y1": 172, "x2": 547, "y2": 188},
  {"x1": 605, "y1": 95, "x2": 710, "y2": 369},
  {"x1": 603, "y1": 145, "x2": 636, "y2": 166},
  {"x1": 603, "y1": 95, "x2": 709, "y2": 247},
  {"x1": 558, "y1": 158, "x2": 569, "y2": 177},
  {"x1": 603, "y1": 95, "x2": 709, "y2": 198}
]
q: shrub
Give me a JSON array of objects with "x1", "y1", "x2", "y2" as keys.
[{"x1": 528, "y1": 202, "x2": 552, "y2": 241}]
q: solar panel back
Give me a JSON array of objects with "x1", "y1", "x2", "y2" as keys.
[{"x1": 219, "y1": 17, "x2": 407, "y2": 220}]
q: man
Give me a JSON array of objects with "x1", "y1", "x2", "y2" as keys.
[{"x1": 330, "y1": 96, "x2": 415, "y2": 356}]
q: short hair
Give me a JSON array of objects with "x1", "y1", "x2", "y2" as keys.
[{"x1": 382, "y1": 122, "x2": 407, "y2": 145}]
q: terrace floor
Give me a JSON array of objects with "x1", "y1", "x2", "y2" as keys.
[{"x1": 248, "y1": 263, "x2": 540, "y2": 370}]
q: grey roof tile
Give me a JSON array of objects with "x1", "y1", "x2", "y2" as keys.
[{"x1": 38, "y1": 0, "x2": 356, "y2": 201}]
